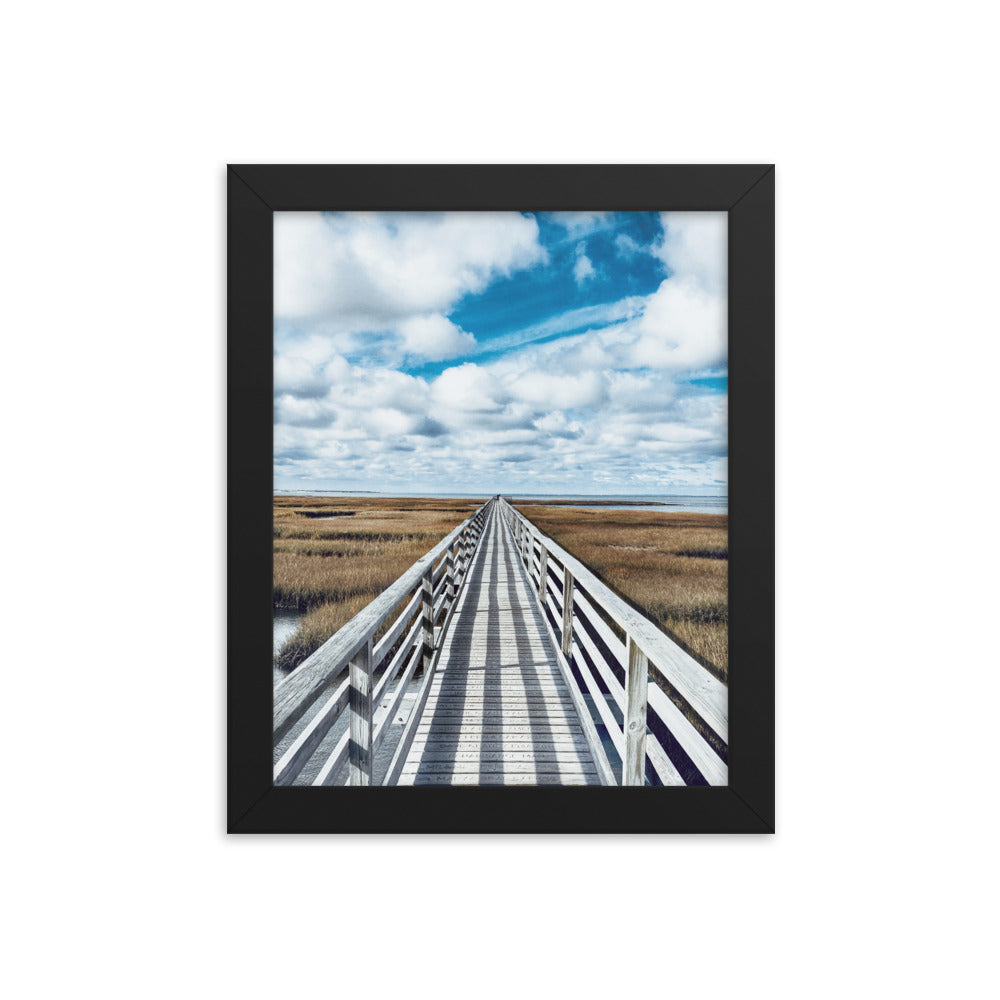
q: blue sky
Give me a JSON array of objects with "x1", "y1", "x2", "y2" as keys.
[{"x1": 273, "y1": 210, "x2": 727, "y2": 494}]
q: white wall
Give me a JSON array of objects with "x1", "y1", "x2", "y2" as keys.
[{"x1": 5, "y1": 3, "x2": 996, "y2": 998}]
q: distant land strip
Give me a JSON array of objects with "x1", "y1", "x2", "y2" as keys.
[{"x1": 508, "y1": 498, "x2": 667, "y2": 507}]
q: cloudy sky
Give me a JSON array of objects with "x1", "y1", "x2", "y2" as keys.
[{"x1": 273, "y1": 210, "x2": 727, "y2": 495}]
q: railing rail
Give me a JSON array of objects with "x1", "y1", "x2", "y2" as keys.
[
  {"x1": 497, "y1": 497, "x2": 728, "y2": 786},
  {"x1": 273, "y1": 498, "x2": 494, "y2": 786}
]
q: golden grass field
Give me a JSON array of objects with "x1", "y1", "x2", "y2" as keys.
[
  {"x1": 274, "y1": 496, "x2": 727, "y2": 683},
  {"x1": 511, "y1": 503, "x2": 728, "y2": 682},
  {"x1": 273, "y1": 496, "x2": 476, "y2": 671}
]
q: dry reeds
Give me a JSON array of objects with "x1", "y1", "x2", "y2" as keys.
[
  {"x1": 273, "y1": 497, "x2": 479, "y2": 671},
  {"x1": 516, "y1": 506, "x2": 729, "y2": 681}
]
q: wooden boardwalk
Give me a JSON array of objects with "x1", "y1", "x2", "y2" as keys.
[
  {"x1": 274, "y1": 497, "x2": 728, "y2": 788},
  {"x1": 397, "y1": 504, "x2": 600, "y2": 785}
]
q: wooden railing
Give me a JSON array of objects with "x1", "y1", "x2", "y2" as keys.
[
  {"x1": 273, "y1": 499, "x2": 494, "y2": 786},
  {"x1": 497, "y1": 497, "x2": 728, "y2": 786}
]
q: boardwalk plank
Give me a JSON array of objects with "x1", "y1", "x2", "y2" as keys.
[
  {"x1": 398, "y1": 773, "x2": 600, "y2": 786},
  {"x1": 400, "y1": 504, "x2": 602, "y2": 785}
]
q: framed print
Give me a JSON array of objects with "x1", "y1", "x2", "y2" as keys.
[{"x1": 228, "y1": 165, "x2": 774, "y2": 833}]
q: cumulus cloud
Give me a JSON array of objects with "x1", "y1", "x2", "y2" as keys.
[
  {"x1": 653, "y1": 212, "x2": 727, "y2": 295},
  {"x1": 273, "y1": 356, "x2": 329, "y2": 399},
  {"x1": 507, "y1": 370, "x2": 607, "y2": 410},
  {"x1": 431, "y1": 363, "x2": 508, "y2": 413},
  {"x1": 631, "y1": 277, "x2": 727, "y2": 370},
  {"x1": 614, "y1": 232, "x2": 641, "y2": 258},
  {"x1": 274, "y1": 211, "x2": 545, "y2": 331},
  {"x1": 573, "y1": 243, "x2": 596, "y2": 285},
  {"x1": 549, "y1": 212, "x2": 612, "y2": 239},
  {"x1": 398, "y1": 314, "x2": 476, "y2": 360},
  {"x1": 272, "y1": 210, "x2": 729, "y2": 493}
]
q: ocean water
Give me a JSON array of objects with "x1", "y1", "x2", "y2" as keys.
[
  {"x1": 275, "y1": 490, "x2": 727, "y2": 515},
  {"x1": 505, "y1": 493, "x2": 727, "y2": 514}
]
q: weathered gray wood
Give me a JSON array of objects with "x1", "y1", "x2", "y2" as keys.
[
  {"x1": 348, "y1": 636, "x2": 374, "y2": 786},
  {"x1": 372, "y1": 641, "x2": 423, "y2": 754},
  {"x1": 417, "y1": 707, "x2": 580, "y2": 721},
  {"x1": 573, "y1": 609, "x2": 625, "y2": 704},
  {"x1": 398, "y1": 507, "x2": 605, "y2": 785},
  {"x1": 371, "y1": 615, "x2": 422, "y2": 706},
  {"x1": 623, "y1": 635, "x2": 649, "y2": 786},
  {"x1": 502, "y1": 498, "x2": 728, "y2": 786},
  {"x1": 278, "y1": 494, "x2": 728, "y2": 788},
  {"x1": 415, "y1": 726, "x2": 584, "y2": 739},
  {"x1": 569, "y1": 638, "x2": 626, "y2": 757},
  {"x1": 399, "y1": 773, "x2": 599, "y2": 786},
  {"x1": 646, "y1": 682, "x2": 728, "y2": 784},
  {"x1": 446, "y1": 549, "x2": 456, "y2": 604},
  {"x1": 573, "y1": 588, "x2": 627, "y2": 672},
  {"x1": 273, "y1": 506, "x2": 487, "y2": 743},
  {"x1": 561, "y1": 566, "x2": 574, "y2": 657},
  {"x1": 429, "y1": 681, "x2": 567, "y2": 690},
  {"x1": 424, "y1": 694, "x2": 569, "y2": 706},
  {"x1": 411, "y1": 750, "x2": 596, "y2": 763},
  {"x1": 382, "y1": 635, "x2": 440, "y2": 785},
  {"x1": 410, "y1": 735, "x2": 589, "y2": 747},
  {"x1": 645, "y1": 732, "x2": 686, "y2": 786},
  {"x1": 401, "y1": 760, "x2": 597, "y2": 775},
  {"x1": 273, "y1": 675, "x2": 349, "y2": 785},
  {"x1": 502, "y1": 500, "x2": 727, "y2": 744},
  {"x1": 421, "y1": 567, "x2": 434, "y2": 672},
  {"x1": 312, "y1": 728, "x2": 350, "y2": 786},
  {"x1": 432, "y1": 591, "x2": 447, "y2": 623},
  {"x1": 371, "y1": 588, "x2": 421, "y2": 667},
  {"x1": 501, "y1": 537, "x2": 616, "y2": 786}
]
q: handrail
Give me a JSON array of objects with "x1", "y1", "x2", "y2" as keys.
[
  {"x1": 273, "y1": 498, "x2": 493, "y2": 786},
  {"x1": 497, "y1": 497, "x2": 728, "y2": 786}
]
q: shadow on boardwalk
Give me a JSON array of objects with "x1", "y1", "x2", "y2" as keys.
[{"x1": 398, "y1": 505, "x2": 600, "y2": 785}]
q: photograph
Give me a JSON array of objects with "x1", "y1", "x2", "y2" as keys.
[{"x1": 271, "y1": 209, "x2": 730, "y2": 787}]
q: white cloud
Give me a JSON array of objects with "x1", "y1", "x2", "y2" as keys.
[
  {"x1": 274, "y1": 211, "x2": 545, "y2": 332},
  {"x1": 398, "y1": 314, "x2": 476, "y2": 360},
  {"x1": 274, "y1": 355, "x2": 337, "y2": 398},
  {"x1": 631, "y1": 276, "x2": 727, "y2": 371},
  {"x1": 614, "y1": 233, "x2": 641, "y2": 258},
  {"x1": 573, "y1": 244, "x2": 596, "y2": 285},
  {"x1": 534, "y1": 411, "x2": 584, "y2": 438},
  {"x1": 549, "y1": 212, "x2": 612, "y2": 239},
  {"x1": 507, "y1": 370, "x2": 606, "y2": 410},
  {"x1": 654, "y1": 212, "x2": 727, "y2": 294},
  {"x1": 273, "y1": 394, "x2": 337, "y2": 428},
  {"x1": 431, "y1": 363, "x2": 508, "y2": 413},
  {"x1": 272, "y1": 211, "x2": 729, "y2": 493}
]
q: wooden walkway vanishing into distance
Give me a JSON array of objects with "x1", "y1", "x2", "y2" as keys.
[
  {"x1": 398, "y1": 504, "x2": 599, "y2": 784},
  {"x1": 273, "y1": 497, "x2": 729, "y2": 787}
]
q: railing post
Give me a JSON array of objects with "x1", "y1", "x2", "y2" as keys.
[
  {"x1": 421, "y1": 566, "x2": 435, "y2": 672},
  {"x1": 561, "y1": 566, "x2": 574, "y2": 657},
  {"x1": 623, "y1": 635, "x2": 649, "y2": 786},
  {"x1": 538, "y1": 544, "x2": 548, "y2": 605},
  {"x1": 348, "y1": 636, "x2": 374, "y2": 786},
  {"x1": 446, "y1": 546, "x2": 456, "y2": 606}
]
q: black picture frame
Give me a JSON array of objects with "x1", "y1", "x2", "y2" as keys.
[{"x1": 228, "y1": 164, "x2": 774, "y2": 833}]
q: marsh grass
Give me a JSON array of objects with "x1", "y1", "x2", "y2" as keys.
[
  {"x1": 516, "y1": 505, "x2": 729, "y2": 682},
  {"x1": 273, "y1": 496, "x2": 479, "y2": 672}
]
